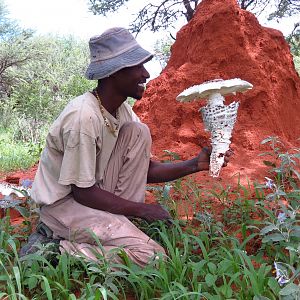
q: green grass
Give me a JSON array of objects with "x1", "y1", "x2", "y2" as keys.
[
  {"x1": 0, "y1": 136, "x2": 299, "y2": 299},
  {"x1": 0, "y1": 128, "x2": 40, "y2": 172},
  {"x1": 0, "y1": 186, "x2": 298, "y2": 298}
]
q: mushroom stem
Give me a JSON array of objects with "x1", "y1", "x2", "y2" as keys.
[
  {"x1": 208, "y1": 92, "x2": 224, "y2": 106},
  {"x1": 210, "y1": 129, "x2": 232, "y2": 177}
]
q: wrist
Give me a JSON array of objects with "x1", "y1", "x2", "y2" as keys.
[
  {"x1": 190, "y1": 157, "x2": 201, "y2": 173},
  {"x1": 131, "y1": 202, "x2": 148, "y2": 218}
]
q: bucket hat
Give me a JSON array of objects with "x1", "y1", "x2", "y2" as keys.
[{"x1": 85, "y1": 27, "x2": 153, "y2": 80}]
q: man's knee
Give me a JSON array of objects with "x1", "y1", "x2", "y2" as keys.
[{"x1": 127, "y1": 242, "x2": 166, "y2": 267}]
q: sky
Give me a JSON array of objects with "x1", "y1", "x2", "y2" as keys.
[
  {"x1": 5, "y1": 0, "x2": 299, "y2": 78},
  {"x1": 6, "y1": 0, "x2": 143, "y2": 39}
]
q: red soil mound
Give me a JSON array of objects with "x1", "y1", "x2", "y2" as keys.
[{"x1": 134, "y1": 0, "x2": 300, "y2": 185}]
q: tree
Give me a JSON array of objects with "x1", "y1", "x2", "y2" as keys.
[
  {"x1": 1, "y1": 34, "x2": 94, "y2": 143},
  {"x1": 0, "y1": 0, "x2": 19, "y2": 41},
  {"x1": 286, "y1": 22, "x2": 300, "y2": 55},
  {"x1": 0, "y1": 32, "x2": 37, "y2": 96},
  {"x1": 267, "y1": 0, "x2": 300, "y2": 20},
  {"x1": 88, "y1": 0, "x2": 199, "y2": 33},
  {"x1": 153, "y1": 36, "x2": 173, "y2": 68},
  {"x1": 0, "y1": 2, "x2": 94, "y2": 143},
  {"x1": 294, "y1": 54, "x2": 300, "y2": 74},
  {"x1": 0, "y1": 0, "x2": 35, "y2": 96},
  {"x1": 239, "y1": 0, "x2": 270, "y2": 15},
  {"x1": 88, "y1": 0, "x2": 300, "y2": 34}
]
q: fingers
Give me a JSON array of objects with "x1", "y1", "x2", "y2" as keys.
[
  {"x1": 225, "y1": 149, "x2": 234, "y2": 156},
  {"x1": 223, "y1": 149, "x2": 234, "y2": 167},
  {"x1": 164, "y1": 218, "x2": 173, "y2": 227},
  {"x1": 202, "y1": 146, "x2": 212, "y2": 155},
  {"x1": 142, "y1": 204, "x2": 172, "y2": 222}
]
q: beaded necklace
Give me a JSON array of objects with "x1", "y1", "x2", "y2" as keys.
[{"x1": 93, "y1": 89, "x2": 120, "y2": 137}]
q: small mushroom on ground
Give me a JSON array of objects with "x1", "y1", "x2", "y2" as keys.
[{"x1": 177, "y1": 78, "x2": 253, "y2": 177}]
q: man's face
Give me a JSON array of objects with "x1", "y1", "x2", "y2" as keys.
[{"x1": 113, "y1": 63, "x2": 150, "y2": 100}]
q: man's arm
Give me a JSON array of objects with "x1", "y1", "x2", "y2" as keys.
[
  {"x1": 147, "y1": 147, "x2": 231, "y2": 183},
  {"x1": 71, "y1": 184, "x2": 171, "y2": 222},
  {"x1": 147, "y1": 158, "x2": 199, "y2": 183}
]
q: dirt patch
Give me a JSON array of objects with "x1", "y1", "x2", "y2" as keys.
[{"x1": 0, "y1": 165, "x2": 37, "y2": 184}]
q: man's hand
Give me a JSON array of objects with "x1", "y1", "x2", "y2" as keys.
[
  {"x1": 196, "y1": 146, "x2": 212, "y2": 171},
  {"x1": 139, "y1": 203, "x2": 172, "y2": 223},
  {"x1": 196, "y1": 147, "x2": 233, "y2": 171},
  {"x1": 223, "y1": 149, "x2": 233, "y2": 167}
]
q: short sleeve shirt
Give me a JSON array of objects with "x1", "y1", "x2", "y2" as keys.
[{"x1": 31, "y1": 92, "x2": 140, "y2": 205}]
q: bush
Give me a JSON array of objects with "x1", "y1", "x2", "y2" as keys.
[{"x1": 0, "y1": 34, "x2": 95, "y2": 144}]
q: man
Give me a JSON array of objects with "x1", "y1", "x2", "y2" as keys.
[{"x1": 21, "y1": 27, "x2": 231, "y2": 267}]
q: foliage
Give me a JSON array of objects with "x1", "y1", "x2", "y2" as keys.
[
  {"x1": 259, "y1": 136, "x2": 300, "y2": 190},
  {"x1": 1, "y1": 136, "x2": 299, "y2": 298},
  {"x1": 267, "y1": 0, "x2": 300, "y2": 20},
  {"x1": 0, "y1": 33, "x2": 94, "y2": 145},
  {"x1": 88, "y1": 0, "x2": 129, "y2": 16},
  {"x1": 287, "y1": 22, "x2": 300, "y2": 56},
  {"x1": 0, "y1": 32, "x2": 36, "y2": 97},
  {"x1": 0, "y1": 208, "x2": 280, "y2": 299},
  {"x1": 0, "y1": 5, "x2": 94, "y2": 170},
  {"x1": 240, "y1": 0, "x2": 300, "y2": 19},
  {"x1": 0, "y1": 2, "x2": 95, "y2": 147},
  {"x1": 129, "y1": 0, "x2": 198, "y2": 34},
  {"x1": 0, "y1": 0, "x2": 14, "y2": 39},
  {"x1": 9, "y1": 35, "x2": 93, "y2": 118},
  {"x1": 0, "y1": 0, "x2": 27, "y2": 41},
  {"x1": 153, "y1": 36, "x2": 173, "y2": 68},
  {"x1": 0, "y1": 0, "x2": 35, "y2": 96},
  {"x1": 0, "y1": 128, "x2": 40, "y2": 171},
  {"x1": 294, "y1": 55, "x2": 300, "y2": 73}
]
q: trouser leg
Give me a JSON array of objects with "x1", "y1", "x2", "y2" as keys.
[
  {"x1": 40, "y1": 198, "x2": 165, "y2": 267},
  {"x1": 100, "y1": 121, "x2": 152, "y2": 203}
]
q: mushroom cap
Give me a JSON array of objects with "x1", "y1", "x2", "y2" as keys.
[{"x1": 176, "y1": 78, "x2": 253, "y2": 102}]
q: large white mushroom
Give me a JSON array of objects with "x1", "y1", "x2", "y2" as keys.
[{"x1": 177, "y1": 78, "x2": 253, "y2": 177}]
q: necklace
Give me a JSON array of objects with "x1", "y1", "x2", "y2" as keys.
[{"x1": 93, "y1": 89, "x2": 120, "y2": 136}]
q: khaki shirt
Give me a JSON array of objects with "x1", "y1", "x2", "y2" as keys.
[{"x1": 31, "y1": 92, "x2": 140, "y2": 205}]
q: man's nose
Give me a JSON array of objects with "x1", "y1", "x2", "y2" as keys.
[{"x1": 142, "y1": 66, "x2": 150, "y2": 79}]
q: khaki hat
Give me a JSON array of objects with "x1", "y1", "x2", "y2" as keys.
[{"x1": 85, "y1": 27, "x2": 153, "y2": 80}]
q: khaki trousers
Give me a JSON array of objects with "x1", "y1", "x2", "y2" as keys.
[{"x1": 40, "y1": 122, "x2": 165, "y2": 267}]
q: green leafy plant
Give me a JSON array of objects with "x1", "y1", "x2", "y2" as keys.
[{"x1": 259, "y1": 136, "x2": 300, "y2": 189}]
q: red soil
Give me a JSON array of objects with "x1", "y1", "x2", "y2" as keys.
[
  {"x1": 134, "y1": 0, "x2": 300, "y2": 186},
  {"x1": 0, "y1": 164, "x2": 37, "y2": 184}
]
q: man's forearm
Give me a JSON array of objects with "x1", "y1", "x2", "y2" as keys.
[
  {"x1": 71, "y1": 184, "x2": 171, "y2": 222},
  {"x1": 72, "y1": 184, "x2": 145, "y2": 217},
  {"x1": 147, "y1": 159, "x2": 200, "y2": 183}
]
